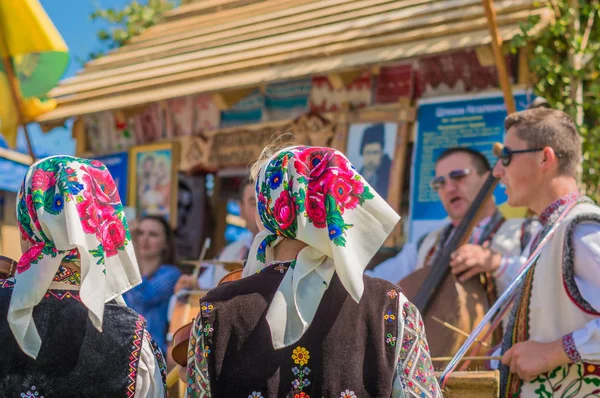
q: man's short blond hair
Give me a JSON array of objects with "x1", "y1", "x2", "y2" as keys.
[{"x1": 504, "y1": 108, "x2": 581, "y2": 177}]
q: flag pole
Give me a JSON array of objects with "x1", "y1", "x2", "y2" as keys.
[
  {"x1": 0, "y1": 47, "x2": 37, "y2": 161},
  {"x1": 482, "y1": 0, "x2": 517, "y2": 114}
]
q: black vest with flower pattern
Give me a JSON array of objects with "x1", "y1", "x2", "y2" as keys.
[
  {"x1": 0, "y1": 280, "x2": 146, "y2": 398},
  {"x1": 199, "y1": 262, "x2": 400, "y2": 397}
]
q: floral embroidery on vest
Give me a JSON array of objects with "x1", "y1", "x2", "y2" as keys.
[
  {"x1": 399, "y1": 301, "x2": 439, "y2": 398},
  {"x1": 248, "y1": 392, "x2": 263, "y2": 398},
  {"x1": 340, "y1": 390, "x2": 357, "y2": 398},
  {"x1": 20, "y1": 386, "x2": 44, "y2": 398},
  {"x1": 291, "y1": 346, "x2": 311, "y2": 393}
]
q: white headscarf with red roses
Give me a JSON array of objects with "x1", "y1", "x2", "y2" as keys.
[
  {"x1": 243, "y1": 146, "x2": 400, "y2": 349},
  {"x1": 10, "y1": 156, "x2": 141, "y2": 359}
]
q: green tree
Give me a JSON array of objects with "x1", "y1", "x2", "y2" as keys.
[
  {"x1": 86, "y1": 0, "x2": 179, "y2": 60},
  {"x1": 511, "y1": 0, "x2": 600, "y2": 201}
]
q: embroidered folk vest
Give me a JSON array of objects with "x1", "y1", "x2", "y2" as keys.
[
  {"x1": 501, "y1": 202, "x2": 600, "y2": 398},
  {"x1": 199, "y1": 263, "x2": 400, "y2": 397},
  {"x1": 0, "y1": 280, "x2": 147, "y2": 398}
]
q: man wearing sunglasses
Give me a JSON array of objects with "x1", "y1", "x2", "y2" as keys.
[
  {"x1": 367, "y1": 147, "x2": 535, "y2": 298},
  {"x1": 493, "y1": 108, "x2": 600, "y2": 397}
]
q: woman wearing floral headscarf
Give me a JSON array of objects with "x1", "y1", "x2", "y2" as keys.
[
  {"x1": 186, "y1": 146, "x2": 441, "y2": 397},
  {"x1": 0, "y1": 156, "x2": 167, "y2": 397}
]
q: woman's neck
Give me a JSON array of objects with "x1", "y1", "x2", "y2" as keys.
[
  {"x1": 273, "y1": 239, "x2": 307, "y2": 262},
  {"x1": 138, "y1": 257, "x2": 162, "y2": 277}
]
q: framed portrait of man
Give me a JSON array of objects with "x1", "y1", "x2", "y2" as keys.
[
  {"x1": 346, "y1": 122, "x2": 398, "y2": 200},
  {"x1": 128, "y1": 142, "x2": 180, "y2": 228}
]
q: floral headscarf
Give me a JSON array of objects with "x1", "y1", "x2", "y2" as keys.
[
  {"x1": 10, "y1": 156, "x2": 140, "y2": 358},
  {"x1": 243, "y1": 146, "x2": 400, "y2": 348}
]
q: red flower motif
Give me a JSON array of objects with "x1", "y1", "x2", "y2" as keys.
[
  {"x1": 82, "y1": 166, "x2": 120, "y2": 206},
  {"x1": 320, "y1": 168, "x2": 364, "y2": 211},
  {"x1": 76, "y1": 193, "x2": 115, "y2": 235},
  {"x1": 306, "y1": 190, "x2": 327, "y2": 228},
  {"x1": 89, "y1": 160, "x2": 104, "y2": 168},
  {"x1": 293, "y1": 147, "x2": 335, "y2": 179},
  {"x1": 31, "y1": 170, "x2": 56, "y2": 192},
  {"x1": 17, "y1": 242, "x2": 44, "y2": 273},
  {"x1": 294, "y1": 393, "x2": 310, "y2": 398},
  {"x1": 273, "y1": 190, "x2": 296, "y2": 231},
  {"x1": 100, "y1": 216, "x2": 127, "y2": 257}
]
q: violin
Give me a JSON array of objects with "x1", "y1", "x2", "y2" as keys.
[{"x1": 0, "y1": 255, "x2": 17, "y2": 278}]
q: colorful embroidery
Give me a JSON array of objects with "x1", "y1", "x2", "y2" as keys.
[
  {"x1": 126, "y1": 315, "x2": 145, "y2": 398},
  {"x1": 201, "y1": 302, "x2": 214, "y2": 317},
  {"x1": 386, "y1": 333, "x2": 397, "y2": 346},
  {"x1": 145, "y1": 330, "x2": 168, "y2": 398},
  {"x1": 52, "y1": 265, "x2": 81, "y2": 285},
  {"x1": 562, "y1": 333, "x2": 582, "y2": 363},
  {"x1": 293, "y1": 393, "x2": 310, "y2": 398},
  {"x1": 44, "y1": 290, "x2": 81, "y2": 301},
  {"x1": 273, "y1": 264, "x2": 289, "y2": 273},
  {"x1": 387, "y1": 289, "x2": 398, "y2": 299},
  {"x1": 249, "y1": 392, "x2": 263, "y2": 398},
  {"x1": 531, "y1": 362, "x2": 600, "y2": 397},
  {"x1": 203, "y1": 323, "x2": 214, "y2": 337},
  {"x1": 187, "y1": 317, "x2": 211, "y2": 397},
  {"x1": 398, "y1": 301, "x2": 440, "y2": 398},
  {"x1": 0, "y1": 279, "x2": 14, "y2": 289},
  {"x1": 384, "y1": 310, "x2": 396, "y2": 323},
  {"x1": 20, "y1": 385, "x2": 44, "y2": 398},
  {"x1": 204, "y1": 345, "x2": 211, "y2": 358},
  {"x1": 340, "y1": 390, "x2": 357, "y2": 398},
  {"x1": 291, "y1": 346, "x2": 311, "y2": 393}
]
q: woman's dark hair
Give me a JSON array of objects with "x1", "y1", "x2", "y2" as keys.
[{"x1": 139, "y1": 215, "x2": 177, "y2": 264}]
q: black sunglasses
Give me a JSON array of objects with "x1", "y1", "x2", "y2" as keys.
[
  {"x1": 497, "y1": 146, "x2": 545, "y2": 166},
  {"x1": 430, "y1": 168, "x2": 471, "y2": 191}
]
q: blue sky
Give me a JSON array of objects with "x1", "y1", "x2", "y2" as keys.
[{"x1": 4, "y1": 0, "x2": 130, "y2": 157}]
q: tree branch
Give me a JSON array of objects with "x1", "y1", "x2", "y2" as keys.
[{"x1": 580, "y1": 0, "x2": 598, "y2": 53}]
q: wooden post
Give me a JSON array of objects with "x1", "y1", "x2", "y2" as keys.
[
  {"x1": 0, "y1": 51, "x2": 36, "y2": 160},
  {"x1": 482, "y1": 0, "x2": 516, "y2": 114}
]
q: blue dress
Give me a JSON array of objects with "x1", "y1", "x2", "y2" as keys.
[{"x1": 123, "y1": 264, "x2": 181, "y2": 354}]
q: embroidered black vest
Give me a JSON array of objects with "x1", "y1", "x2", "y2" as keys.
[
  {"x1": 0, "y1": 280, "x2": 146, "y2": 398},
  {"x1": 200, "y1": 263, "x2": 400, "y2": 397}
]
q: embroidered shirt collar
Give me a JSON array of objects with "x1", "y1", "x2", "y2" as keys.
[{"x1": 538, "y1": 192, "x2": 580, "y2": 226}]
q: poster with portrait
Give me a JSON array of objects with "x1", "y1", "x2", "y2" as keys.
[
  {"x1": 128, "y1": 142, "x2": 179, "y2": 228},
  {"x1": 345, "y1": 122, "x2": 398, "y2": 201}
]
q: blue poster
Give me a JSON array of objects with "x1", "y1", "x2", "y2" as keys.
[
  {"x1": 95, "y1": 152, "x2": 129, "y2": 202},
  {"x1": 0, "y1": 157, "x2": 29, "y2": 192},
  {"x1": 408, "y1": 91, "x2": 531, "y2": 242}
]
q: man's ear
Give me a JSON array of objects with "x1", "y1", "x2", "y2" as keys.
[{"x1": 540, "y1": 146, "x2": 559, "y2": 171}]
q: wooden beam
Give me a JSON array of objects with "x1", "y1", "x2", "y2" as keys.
[
  {"x1": 52, "y1": 6, "x2": 544, "y2": 99},
  {"x1": 92, "y1": 0, "x2": 437, "y2": 70},
  {"x1": 36, "y1": 19, "x2": 549, "y2": 122},
  {"x1": 482, "y1": 0, "x2": 516, "y2": 114}
]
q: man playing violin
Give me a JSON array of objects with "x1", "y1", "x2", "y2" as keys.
[
  {"x1": 494, "y1": 108, "x2": 600, "y2": 397},
  {"x1": 368, "y1": 147, "x2": 538, "y2": 296}
]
